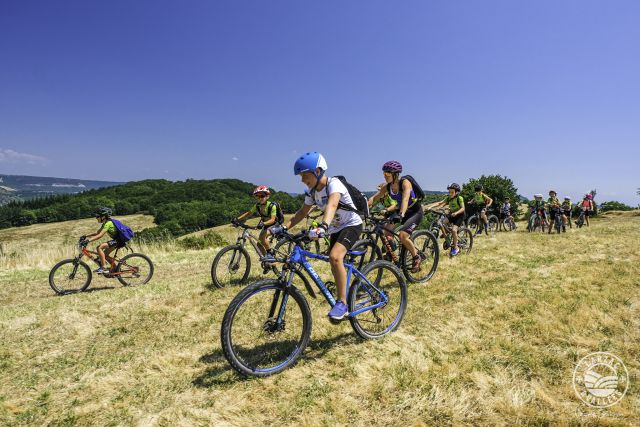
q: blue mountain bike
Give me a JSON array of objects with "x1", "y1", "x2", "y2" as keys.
[{"x1": 220, "y1": 229, "x2": 408, "y2": 377}]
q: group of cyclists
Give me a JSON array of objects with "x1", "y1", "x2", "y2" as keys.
[
  {"x1": 81, "y1": 151, "x2": 596, "y2": 322},
  {"x1": 528, "y1": 191, "x2": 595, "y2": 232}
]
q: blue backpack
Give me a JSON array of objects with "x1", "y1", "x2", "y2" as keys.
[{"x1": 111, "y1": 218, "x2": 134, "y2": 242}]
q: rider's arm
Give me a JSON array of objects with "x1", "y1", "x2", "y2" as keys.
[
  {"x1": 86, "y1": 227, "x2": 107, "y2": 242},
  {"x1": 484, "y1": 193, "x2": 493, "y2": 207},
  {"x1": 321, "y1": 192, "x2": 341, "y2": 226},
  {"x1": 286, "y1": 204, "x2": 313, "y2": 229},
  {"x1": 399, "y1": 179, "x2": 412, "y2": 217},
  {"x1": 236, "y1": 210, "x2": 252, "y2": 222},
  {"x1": 367, "y1": 185, "x2": 387, "y2": 208}
]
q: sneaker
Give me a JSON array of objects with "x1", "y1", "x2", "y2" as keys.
[
  {"x1": 94, "y1": 267, "x2": 107, "y2": 274},
  {"x1": 411, "y1": 255, "x2": 422, "y2": 273},
  {"x1": 450, "y1": 247, "x2": 460, "y2": 257},
  {"x1": 328, "y1": 301, "x2": 349, "y2": 320}
]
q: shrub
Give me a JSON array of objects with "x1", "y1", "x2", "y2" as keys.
[
  {"x1": 178, "y1": 231, "x2": 228, "y2": 250},
  {"x1": 599, "y1": 201, "x2": 633, "y2": 212}
]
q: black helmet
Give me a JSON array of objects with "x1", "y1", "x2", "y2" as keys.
[
  {"x1": 447, "y1": 183, "x2": 461, "y2": 192},
  {"x1": 474, "y1": 184, "x2": 483, "y2": 192},
  {"x1": 96, "y1": 207, "x2": 112, "y2": 217}
]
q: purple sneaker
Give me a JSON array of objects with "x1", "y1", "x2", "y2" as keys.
[{"x1": 328, "y1": 301, "x2": 349, "y2": 320}]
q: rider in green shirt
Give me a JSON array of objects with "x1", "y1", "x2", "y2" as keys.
[
  {"x1": 425, "y1": 183, "x2": 465, "y2": 256},
  {"x1": 82, "y1": 207, "x2": 126, "y2": 274},
  {"x1": 471, "y1": 185, "x2": 493, "y2": 236},
  {"x1": 234, "y1": 186, "x2": 281, "y2": 256}
]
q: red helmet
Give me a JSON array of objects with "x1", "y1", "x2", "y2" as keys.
[
  {"x1": 382, "y1": 160, "x2": 403, "y2": 174},
  {"x1": 253, "y1": 186, "x2": 270, "y2": 196},
  {"x1": 586, "y1": 194, "x2": 593, "y2": 200}
]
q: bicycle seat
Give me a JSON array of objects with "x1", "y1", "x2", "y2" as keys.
[{"x1": 347, "y1": 249, "x2": 365, "y2": 257}]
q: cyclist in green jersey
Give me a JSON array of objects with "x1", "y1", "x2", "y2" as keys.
[
  {"x1": 372, "y1": 183, "x2": 399, "y2": 253},
  {"x1": 471, "y1": 185, "x2": 493, "y2": 236},
  {"x1": 546, "y1": 190, "x2": 562, "y2": 234},
  {"x1": 425, "y1": 183, "x2": 465, "y2": 256},
  {"x1": 234, "y1": 186, "x2": 281, "y2": 256},
  {"x1": 82, "y1": 207, "x2": 126, "y2": 274}
]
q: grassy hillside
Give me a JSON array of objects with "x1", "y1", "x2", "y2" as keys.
[{"x1": 0, "y1": 213, "x2": 638, "y2": 425}]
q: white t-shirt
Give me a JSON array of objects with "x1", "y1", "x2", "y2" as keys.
[{"x1": 304, "y1": 177, "x2": 363, "y2": 234}]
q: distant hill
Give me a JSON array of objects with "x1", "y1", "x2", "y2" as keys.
[{"x1": 0, "y1": 174, "x2": 123, "y2": 205}]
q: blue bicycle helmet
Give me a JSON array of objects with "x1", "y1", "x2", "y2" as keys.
[{"x1": 293, "y1": 152, "x2": 328, "y2": 177}]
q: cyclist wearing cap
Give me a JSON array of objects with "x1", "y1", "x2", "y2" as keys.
[
  {"x1": 547, "y1": 190, "x2": 562, "y2": 234},
  {"x1": 270, "y1": 152, "x2": 363, "y2": 321},
  {"x1": 425, "y1": 183, "x2": 465, "y2": 256},
  {"x1": 562, "y1": 197, "x2": 573, "y2": 229},
  {"x1": 82, "y1": 207, "x2": 125, "y2": 274},
  {"x1": 368, "y1": 161, "x2": 424, "y2": 272},
  {"x1": 579, "y1": 194, "x2": 594, "y2": 227},
  {"x1": 234, "y1": 186, "x2": 280, "y2": 257},
  {"x1": 471, "y1": 184, "x2": 493, "y2": 236}
]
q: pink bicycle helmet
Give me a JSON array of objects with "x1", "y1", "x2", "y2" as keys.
[{"x1": 382, "y1": 160, "x2": 403, "y2": 174}]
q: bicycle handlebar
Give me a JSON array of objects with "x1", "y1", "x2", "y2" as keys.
[{"x1": 232, "y1": 221, "x2": 258, "y2": 230}]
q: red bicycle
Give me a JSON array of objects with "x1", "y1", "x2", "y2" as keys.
[{"x1": 48, "y1": 237, "x2": 154, "y2": 295}]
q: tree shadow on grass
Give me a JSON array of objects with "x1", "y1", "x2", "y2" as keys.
[{"x1": 192, "y1": 332, "x2": 357, "y2": 387}]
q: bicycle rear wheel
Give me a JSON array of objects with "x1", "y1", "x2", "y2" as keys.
[
  {"x1": 401, "y1": 230, "x2": 439, "y2": 283},
  {"x1": 49, "y1": 259, "x2": 92, "y2": 295},
  {"x1": 348, "y1": 260, "x2": 407, "y2": 339},
  {"x1": 467, "y1": 215, "x2": 479, "y2": 234},
  {"x1": 221, "y1": 279, "x2": 312, "y2": 377},
  {"x1": 115, "y1": 253, "x2": 154, "y2": 286},
  {"x1": 456, "y1": 227, "x2": 474, "y2": 254},
  {"x1": 211, "y1": 245, "x2": 251, "y2": 288}
]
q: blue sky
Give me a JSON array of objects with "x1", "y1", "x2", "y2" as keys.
[{"x1": 1, "y1": 1, "x2": 638, "y2": 204}]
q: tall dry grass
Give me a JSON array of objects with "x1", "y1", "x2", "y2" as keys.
[{"x1": 0, "y1": 212, "x2": 638, "y2": 426}]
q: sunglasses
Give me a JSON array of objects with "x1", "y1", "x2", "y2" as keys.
[{"x1": 254, "y1": 194, "x2": 268, "y2": 198}]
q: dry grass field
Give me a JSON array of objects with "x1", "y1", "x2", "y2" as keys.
[{"x1": 1, "y1": 212, "x2": 639, "y2": 426}]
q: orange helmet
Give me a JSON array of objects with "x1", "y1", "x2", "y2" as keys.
[{"x1": 253, "y1": 186, "x2": 270, "y2": 196}]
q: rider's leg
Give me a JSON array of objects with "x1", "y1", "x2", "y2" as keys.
[
  {"x1": 481, "y1": 210, "x2": 489, "y2": 234},
  {"x1": 259, "y1": 229, "x2": 271, "y2": 254},
  {"x1": 329, "y1": 243, "x2": 348, "y2": 303},
  {"x1": 97, "y1": 242, "x2": 110, "y2": 269},
  {"x1": 452, "y1": 224, "x2": 459, "y2": 249},
  {"x1": 104, "y1": 246, "x2": 117, "y2": 269}
]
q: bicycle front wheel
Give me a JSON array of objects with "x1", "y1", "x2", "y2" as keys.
[
  {"x1": 503, "y1": 218, "x2": 515, "y2": 232},
  {"x1": 115, "y1": 253, "x2": 154, "y2": 286},
  {"x1": 211, "y1": 245, "x2": 251, "y2": 288},
  {"x1": 488, "y1": 215, "x2": 499, "y2": 234},
  {"x1": 49, "y1": 259, "x2": 92, "y2": 295},
  {"x1": 456, "y1": 227, "x2": 474, "y2": 254},
  {"x1": 221, "y1": 280, "x2": 312, "y2": 377},
  {"x1": 401, "y1": 230, "x2": 439, "y2": 283},
  {"x1": 348, "y1": 260, "x2": 407, "y2": 339}
]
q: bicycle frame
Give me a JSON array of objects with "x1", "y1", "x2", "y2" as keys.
[
  {"x1": 277, "y1": 243, "x2": 389, "y2": 319},
  {"x1": 362, "y1": 217, "x2": 402, "y2": 262},
  {"x1": 236, "y1": 228, "x2": 268, "y2": 257},
  {"x1": 76, "y1": 244, "x2": 131, "y2": 277}
]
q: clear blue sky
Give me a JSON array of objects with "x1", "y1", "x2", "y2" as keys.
[{"x1": 1, "y1": 1, "x2": 639, "y2": 204}]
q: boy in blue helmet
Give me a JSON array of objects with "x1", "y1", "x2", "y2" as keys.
[{"x1": 269, "y1": 152, "x2": 363, "y2": 320}]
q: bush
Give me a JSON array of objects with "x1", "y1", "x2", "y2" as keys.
[
  {"x1": 178, "y1": 231, "x2": 228, "y2": 250},
  {"x1": 599, "y1": 201, "x2": 633, "y2": 212}
]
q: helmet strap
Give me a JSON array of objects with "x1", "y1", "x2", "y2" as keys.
[{"x1": 313, "y1": 169, "x2": 325, "y2": 192}]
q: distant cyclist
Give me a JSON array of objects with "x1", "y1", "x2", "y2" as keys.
[
  {"x1": 270, "y1": 152, "x2": 363, "y2": 321},
  {"x1": 82, "y1": 207, "x2": 127, "y2": 274},
  {"x1": 471, "y1": 184, "x2": 493, "y2": 236},
  {"x1": 562, "y1": 197, "x2": 573, "y2": 229},
  {"x1": 425, "y1": 183, "x2": 465, "y2": 256},
  {"x1": 501, "y1": 198, "x2": 516, "y2": 230},
  {"x1": 368, "y1": 161, "x2": 424, "y2": 272},
  {"x1": 547, "y1": 190, "x2": 563, "y2": 233},
  {"x1": 578, "y1": 194, "x2": 594, "y2": 227},
  {"x1": 234, "y1": 185, "x2": 281, "y2": 258},
  {"x1": 530, "y1": 194, "x2": 546, "y2": 222}
]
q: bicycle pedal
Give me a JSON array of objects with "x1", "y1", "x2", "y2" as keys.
[{"x1": 328, "y1": 317, "x2": 346, "y2": 325}]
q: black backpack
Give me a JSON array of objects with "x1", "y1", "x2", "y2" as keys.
[
  {"x1": 387, "y1": 175, "x2": 425, "y2": 202},
  {"x1": 311, "y1": 176, "x2": 369, "y2": 217},
  {"x1": 257, "y1": 201, "x2": 285, "y2": 224}
]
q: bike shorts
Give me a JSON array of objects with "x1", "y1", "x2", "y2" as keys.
[
  {"x1": 583, "y1": 209, "x2": 591, "y2": 217},
  {"x1": 328, "y1": 224, "x2": 363, "y2": 252},
  {"x1": 446, "y1": 213, "x2": 465, "y2": 227},
  {"x1": 563, "y1": 210, "x2": 571, "y2": 218},
  {"x1": 397, "y1": 205, "x2": 423, "y2": 234},
  {"x1": 107, "y1": 238, "x2": 127, "y2": 249},
  {"x1": 549, "y1": 210, "x2": 560, "y2": 220}
]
